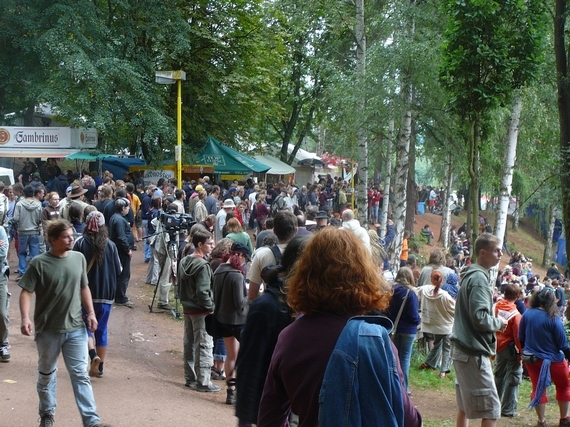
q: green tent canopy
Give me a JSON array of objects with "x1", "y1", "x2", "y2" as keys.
[{"x1": 190, "y1": 136, "x2": 270, "y2": 175}]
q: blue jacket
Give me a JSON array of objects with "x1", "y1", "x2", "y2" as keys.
[{"x1": 319, "y1": 316, "x2": 409, "y2": 427}]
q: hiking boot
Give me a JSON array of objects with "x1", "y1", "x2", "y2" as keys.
[
  {"x1": 537, "y1": 421, "x2": 547, "y2": 427},
  {"x1": 560, "y1": 417, "x2": 570, "y2": 427},
  {"x1": 157, "y1": 303, "x2": 174, "y2": 311},
  {"x1": 89, "y1": 355, "x2": 101, "y2": 377},
  {"x1": 0, "y1": 345, "x2": 11, "y2": 362},
  {"x1": 226, "y1": 388, "x2": 236, "y2": 405},
  {"x1": 195, "y1": 383, "x2": 221, "y2": 393},
  {"x1": 89, "y1": 424, "x2": 112, "y2": 427},
  {"x1": 39, "y1": 414, "x2": 55, "y2": 427}
]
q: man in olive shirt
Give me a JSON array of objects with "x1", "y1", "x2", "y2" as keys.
[{"x1": 19, "y1": 219, "x2": 111, "y2": 427}]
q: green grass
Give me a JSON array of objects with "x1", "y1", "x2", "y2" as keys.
[{"x1": 408, "y1": 343, "x2": 564, "y2": 426}]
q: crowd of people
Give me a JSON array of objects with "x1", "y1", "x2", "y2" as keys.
[{"x1": 3, "y1": 158, "x2": 570, "y2": 427}]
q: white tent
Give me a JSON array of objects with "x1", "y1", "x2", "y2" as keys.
[
  {"x1": 0, "y1": 168, "x2": 15, "y2": 185},
  {"x1": 253, "y1": 155, "x2": 295, "y2": 175}
]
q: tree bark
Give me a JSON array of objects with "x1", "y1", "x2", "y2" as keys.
[
  {"x1": 392, "y1": 86, "x2": 412, "y2": 267},
  {"x1": 543, "y1": 206, "x2": 557, "y2": 267},
  {"x1": 380, "y1": 119, "x2": 394, "y2": 239},
  {"x1": 468, "y1": 118, "x2": 481, "y2": 260},
  {"x1": 355, "y1": 0, "x2": 368, "y2": 225},
  {"x1": 405, "y1": 118, "x2": 417, "y2": 234},
  {"x1": 554, "y1": 0, "x2": 570, "y2": 264},
  {"x1": 439, "y1": 153, "x2": 453, "y2": 250},
  {"x1": 513, "y1": 196, "x2": 520, "y2": 231},
  {"x1": 494, "y1": 96, "x2": 522, "y2": 247}
]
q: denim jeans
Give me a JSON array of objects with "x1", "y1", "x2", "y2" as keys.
[
  {"x1": 392, "y1": 333, "x2": 416, "y2": 393},
  {"x1": 142, "y1": 220, "x2": 151, "y2": 261},
  {"x1": 494, "y1": 344, "x2": 522, "y2": 416},
  {"x1": 0, "y1": 275, "x2": 9, "y2": 347},
  {"x1": 36, "y1": 328, "x2": 100, "y2": 426},
  {"x1": 183, "y1": 313, "x2": 214, "y2": 387},
  {"x1": 17, "y1": 233, "x2": 40, "y2": 275}
]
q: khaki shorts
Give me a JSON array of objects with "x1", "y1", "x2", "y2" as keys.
[{"x1": 451, "y1": 345, "x2": 501, "y2": 420}]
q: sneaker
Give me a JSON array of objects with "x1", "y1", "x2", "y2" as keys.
[
  {"x1": 185, "y1": 380, "x2": 197, "y2": 389},
  {"x1": 89, "y1": 424, "x2": 112, "y2": 427},
  {"x1": 560, "y1": 417, "x2": 570, "y2": 427},
  {"x1": 195, "y1": 383, "x2": 221, "y2": 393},
  {"x1": 0, "y1": 345, "x2": 10, "y2": 362},
  {"x1": 115, "y1": 300, "x2": 134, "y2": 308},
  {"x1": 537, "y1": 421, "x2": 547, "y2": 427},
  {"x1": 39, "y1": 414, "x2": 55, "y2": 427},
  {"x1": 226, "y1": 388, "x2": 236, "y2": 405},
  {"x1": 157, "y1": 303, "x2": 174, "y2": 310},
  {"x1": 89, "y1": 355, "x2": 101, "y2": 377}
]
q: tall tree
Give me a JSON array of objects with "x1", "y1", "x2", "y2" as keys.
[
  {"x1": 554, "y1": 0, "x2": 570, "y2": 261},
  {"x1": 440, "y1": 0, "x2": 547, "y2": 251}
]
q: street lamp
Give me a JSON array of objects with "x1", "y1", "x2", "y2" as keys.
[{"x1": 155, "y1": 70, "x2": 186, "y2": 186}]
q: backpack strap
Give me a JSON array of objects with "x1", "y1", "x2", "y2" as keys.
[{"x1": 270, "y1": 245, "x2": 282, "y2": 264}]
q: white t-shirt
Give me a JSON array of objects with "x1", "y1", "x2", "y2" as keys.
[{"x1": 247, "y1": 242, "x2": 287, "y2": 285}]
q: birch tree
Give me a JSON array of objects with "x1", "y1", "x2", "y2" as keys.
[
  {"x1": 439, "y1": 153, "x2": 454, "y2": 251},
  {"x1": 441, "y1": 0, "x2": 547, "y2": 255},
  {"x1": 355, "y1": 0, "x2": 368, "y2": 224},
  {"x1": 380, "y1": 119, "x2": 394, "y2": 239},
  {"x1": 494, "y1": 96, "x2": 522, "y2": 246}
]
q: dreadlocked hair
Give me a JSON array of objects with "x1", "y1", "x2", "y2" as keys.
[{"x1": 83, "y1": 225, "x2": 109, "y2": 266}]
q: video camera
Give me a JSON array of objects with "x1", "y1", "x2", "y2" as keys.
[{"x1": 159, "y1": 211, "x2": 195, "y2": 231}]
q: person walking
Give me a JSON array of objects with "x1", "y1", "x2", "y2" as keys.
[
  {"x1": 18, "y1": 219, "x2": 112, "y2": 427},
  {"x1": 73, "y1": 212, "x2": 122, "y2": 379},
  {"x1": 450, "y1": 233, "x2": 508, "y2": 427}
]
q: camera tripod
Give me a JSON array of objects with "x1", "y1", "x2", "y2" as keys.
[{"x1": 146, "y1": 229, "x2": 181, "y2": 319}]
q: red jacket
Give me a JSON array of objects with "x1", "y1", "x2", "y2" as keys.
[{"x1": 494, "y1": 299, "x2": 522, "y2": 354}]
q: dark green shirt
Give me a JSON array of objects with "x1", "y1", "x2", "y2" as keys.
[{"x1": 19, "y1": 251, "x2": 88, "y2": 334}]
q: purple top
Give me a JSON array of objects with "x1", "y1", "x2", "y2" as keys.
[{"x1": 257, "y1": 313, "x2": 422, "y2": 427}]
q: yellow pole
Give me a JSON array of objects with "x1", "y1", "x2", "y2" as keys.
[{"x1": 177, "y1": 78, "x2": 182, "y2": 186}]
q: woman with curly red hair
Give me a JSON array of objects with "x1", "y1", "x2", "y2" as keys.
[{"x1": 257, "y1": 227, "x2": 421, "y2": 427}]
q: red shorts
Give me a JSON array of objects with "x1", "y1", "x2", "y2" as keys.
[
  {"x1": 526, "y1": 359, "x2": 570, "y2": 404},
  {"x1": 429, "y1": 200, "x2": 435, "y2": 208}
]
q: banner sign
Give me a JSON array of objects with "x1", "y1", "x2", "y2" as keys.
[{"x1": 0, "y1": 127, "x2": 97, "y2": 149}]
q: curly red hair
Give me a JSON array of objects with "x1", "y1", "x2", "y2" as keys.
[{"x1": 286, "y1": 227, "x2": 391, "y2": 315}]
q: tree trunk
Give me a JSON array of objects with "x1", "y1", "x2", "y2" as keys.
[
  {"x1": 513, "y1": 196, "x2": 520, "y2": 231},
  {"x1": 494, "y1": 96, "x2": 522, "y2": 247},
  {"x1": 391, "y1": 86, "x2": 412, "y2": 267},
  {"x1": 543, "y1": 206, "x2": 557, "y2": 267},
  {"x1": 554, "y1": 0, "x2": 570, "y2": 264},
  {"x1": 355, "y1": 0, "x2": 368, "y2": 225},
  {"x1": 439, "y1": 153, "x2": 453, "y2": 250},
  {"x1": 405, "y1": 118, "x2": 417, "y2": 234},
  {"x1": 468, "y1": 118, "x2": 481, "y2": 261},
  {"x1": 380, "y1": 119, "x2": 394, "y2": 239}
]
